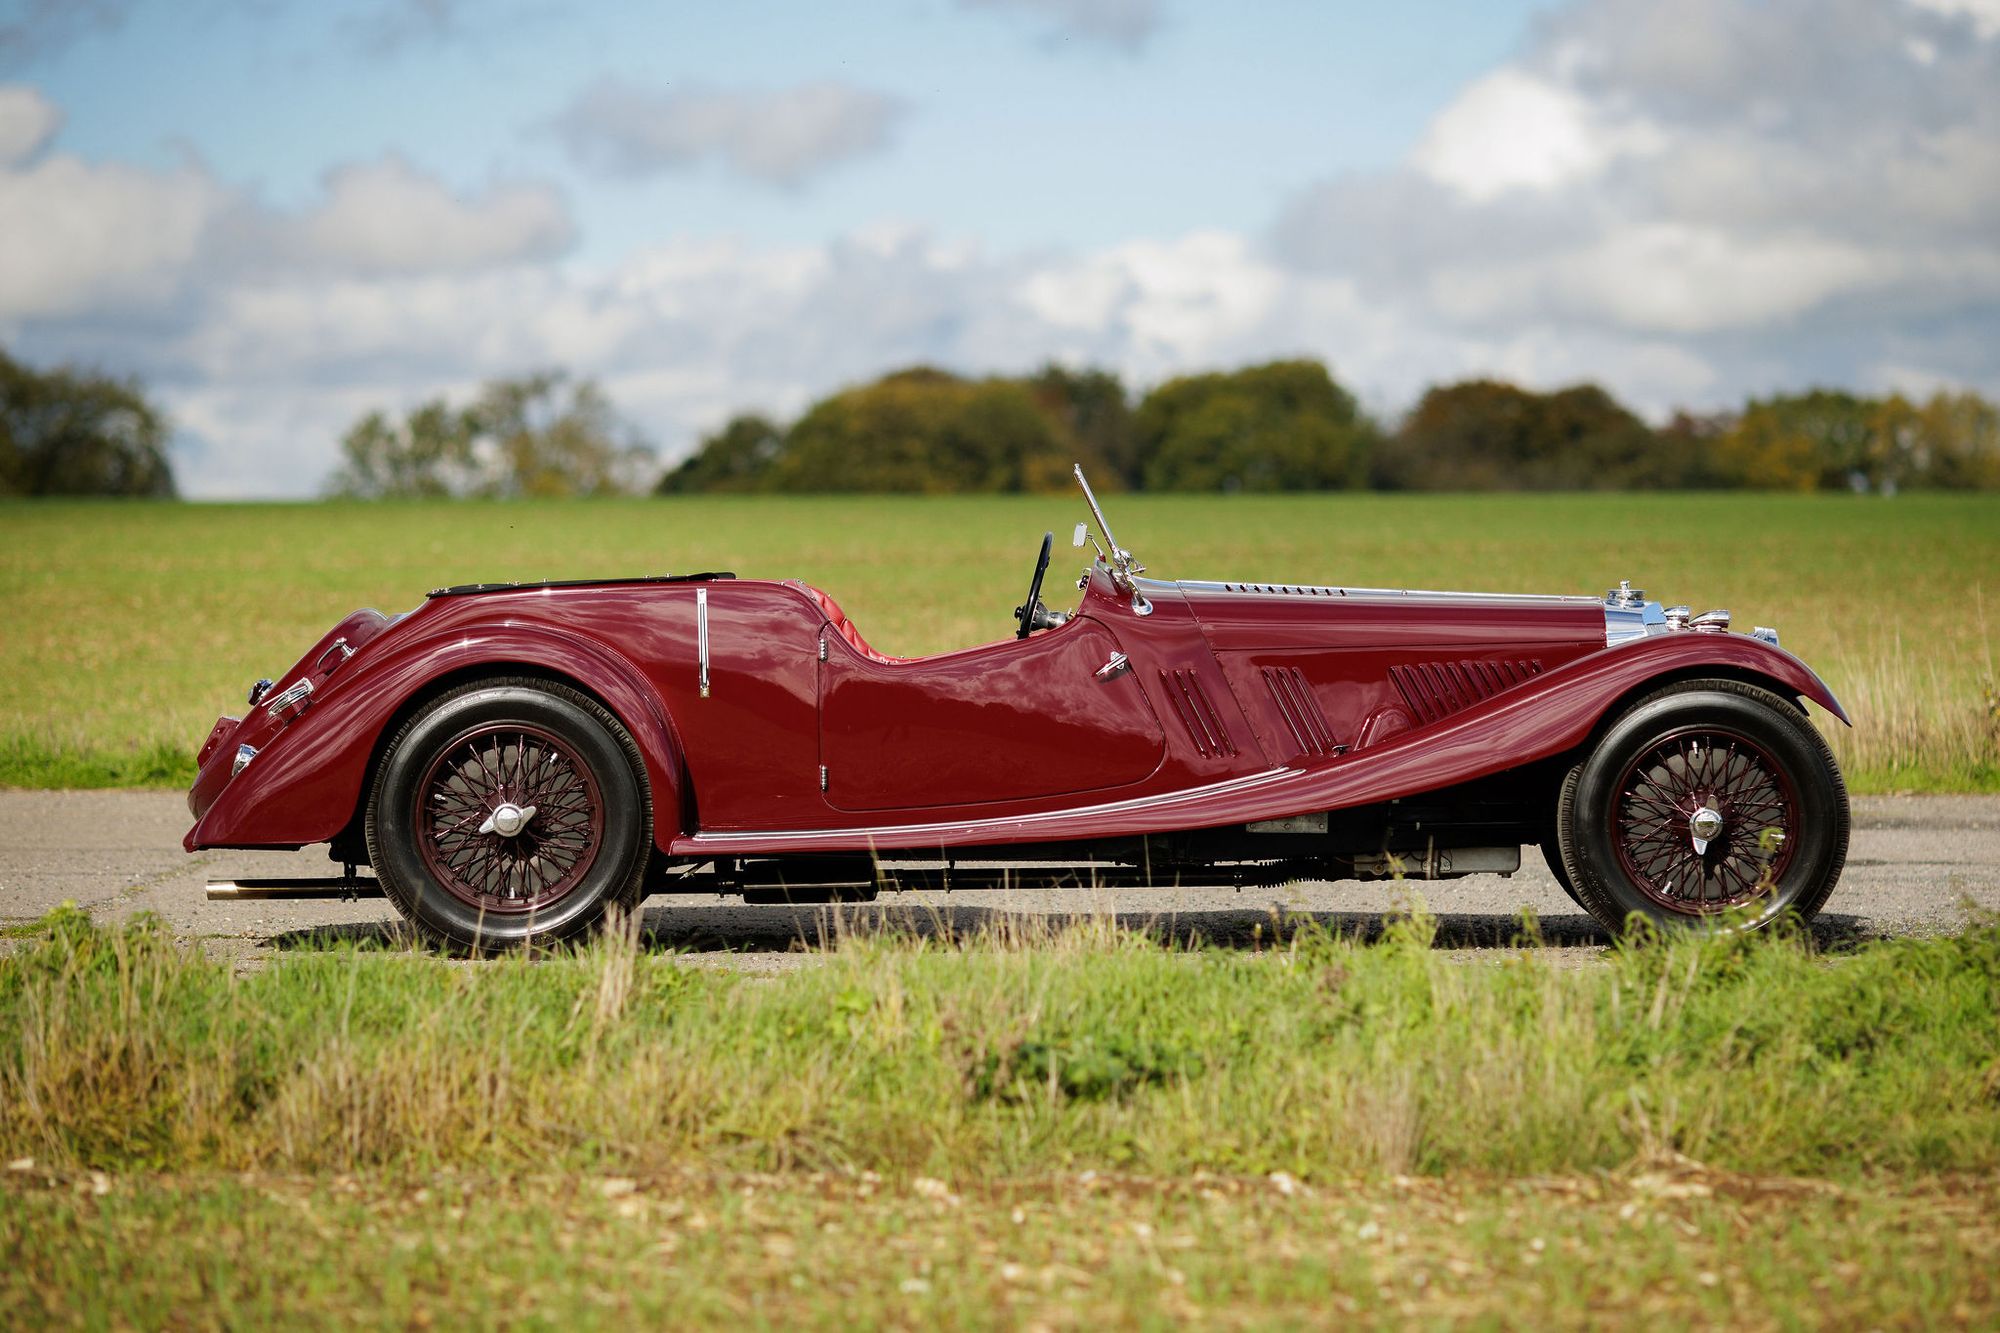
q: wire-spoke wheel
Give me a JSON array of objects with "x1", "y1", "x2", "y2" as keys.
[
  {"x1": 1611, "y1": 727, "x2": 1799, "y2": 913},
  {"x1": 1557, "y1": 678, "x2": 1847, "y2": 935},
  {"x1": 417, "y1": 723, "x2": 606, "y2": 914},
  {"x1": 368, "y1": 678, "x2": 650, "y2": 951}
]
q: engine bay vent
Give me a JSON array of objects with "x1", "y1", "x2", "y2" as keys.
[
  {"x1": 1389, "y1": 659, "x2": 1544, "y2": 726},
  {"x1": 1160, "y1": 669, "x2": 1237, "y2": 757},
  {"x1": 1261, "y1": 666, "x2": 1341, "y2": 756}
]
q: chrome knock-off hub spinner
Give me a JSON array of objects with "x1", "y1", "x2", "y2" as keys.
[
  {"x1": 478, "y1": 802, "x2": 536, "y2": 838},
  {"x1": 1688, "y1": 804, "x2": 1724, "y2": 855}
]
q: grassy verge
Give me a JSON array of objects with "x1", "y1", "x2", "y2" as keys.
[
  {"x1": 4, "y1": 907, "x2": 1996, "y2": 1180},
  {"x1": 2, "y1": 492, "x2": 1996, "y2": 792},
  {"x1": 5, "y1": 1167, "x2": 1992, "y2": 1328},
  {"x1": 2, "y1": 908, "x2": 1995, "y2": 1325}
]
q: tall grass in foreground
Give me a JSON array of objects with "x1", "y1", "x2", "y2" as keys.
[{"x1": 4, "y1": 907, "x2": 1995, "y2": 1181}]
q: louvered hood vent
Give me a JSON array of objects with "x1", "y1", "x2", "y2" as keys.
[
  {"x1": 1217, "y1": 582, "x2": 1344, "y2": 596},
  {"x1": 1160, "y1": 669, "x2": 1237, "y2": 757},
  {"x1": 1389, "y1": 659, "x2": 1544, "y2": 726},
  {"x1": 1261, "y1": 666, "x2": 1341, "y2": 756}
]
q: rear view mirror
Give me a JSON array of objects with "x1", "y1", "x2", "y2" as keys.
[{"x1": 1073, "y1": 522, "x2": 1089, "y2": 548}]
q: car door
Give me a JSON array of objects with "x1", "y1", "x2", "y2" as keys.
[{"x1": 816, "y1": 616, "x2": 1166, "y2": 813}]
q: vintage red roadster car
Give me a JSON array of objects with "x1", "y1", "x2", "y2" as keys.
[{"x1": 188, "y1": 468, "x2": 1849, "y2": 948}]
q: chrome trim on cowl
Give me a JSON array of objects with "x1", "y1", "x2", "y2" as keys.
[
  {"x1": 1603, "y1": 597, "x2": 1668, "y2": 646},
  {"x1": 231, "y1": 743, "x2": 258, "y2": 777},
  {"x1": 697, "y1": 587, "x2": 711, "y2": 699}
]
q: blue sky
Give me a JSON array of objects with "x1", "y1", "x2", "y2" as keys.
[
  {"x1": 28, "y1": 1, "x2": 1549, "y2": 252},
  {"x1": 2, "y1": 0, "x2": 1996, "y2": 495}
]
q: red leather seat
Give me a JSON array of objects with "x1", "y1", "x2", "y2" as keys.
[{"x1": 793, "y1": 583, "x2": 909, "y2": 664}]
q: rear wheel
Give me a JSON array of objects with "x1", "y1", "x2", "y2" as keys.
[
  {"x1": 366, "y1": 677, "x2": 651, "y2": 951},
  {"x1": 1557, "y1": 679, "x2": 1847, "y2": 934}
]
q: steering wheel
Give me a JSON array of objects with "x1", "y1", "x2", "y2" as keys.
[{"x1": 1014, "y1": 531, "x2": 1054, "y2": 639}]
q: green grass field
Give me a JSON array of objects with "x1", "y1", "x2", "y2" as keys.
[
  {"x1": 2, "y1": 491, "x2": 1996, "y2": 792},
  {"x1": 1, "y1": 908, "x2": 1996, "y2": 1326}
]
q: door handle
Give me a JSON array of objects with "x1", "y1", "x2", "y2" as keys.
[{"x1": 1094, "y1": 651, "x2": 1130, "y2": 681}]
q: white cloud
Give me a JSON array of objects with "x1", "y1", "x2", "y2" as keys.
[
  {"x1": 0, "y1": 140, "x2": 573, "y2": 322},
  {"x1": 552, "y1": 80, "x2": 904, "y2": 187},
  {"x1": 0, "y1": 83, "x2": 58, "y2": 165},
  {"x1": 0, "y1": 153, "x2": 224, "y2": 317},
  {"x1": 1275, "y1": 0, "x2": 2000, "y2": 401},
  {"x1": 1907, "y1": 0, "x2": 2000, "y2": 39},
  {"x1": 1022, "y1": 231, "x2": 1283, "y2": 365},
  {"x1": 287, "y1": 156, "x2": 573, "y2": 274},
  {"x1": 960, "y1": 0, "x2": 1165, "y2": 52},
  {"x1": 1429, "y1": 224, "x2": 1887, "y2": 336},
  {"x1": 1412, "y1": 69, "x2": 1663, "y2": 202}
]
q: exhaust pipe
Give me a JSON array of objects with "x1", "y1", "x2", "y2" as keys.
[{"x1": 205, "y1": 876, "x2": 384, "y2": 901}]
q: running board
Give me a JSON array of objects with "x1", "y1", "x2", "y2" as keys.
[{"x1": 205, "y1": 877, "x2": 384, "y2": 901}]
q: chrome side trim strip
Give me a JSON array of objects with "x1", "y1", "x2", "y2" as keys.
[
  {"x1": 689, "y1": 768, "x2": 1296, "y2": 845},
  {"x1": 696, "y1": 587, "x2": 711, "y2": 698}
]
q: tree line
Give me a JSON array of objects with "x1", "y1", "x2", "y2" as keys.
[
  {"x1": 5, "y1": 344, "x2": 1997, "y2": 498},
  {"x1": 660, "y1": 362, "x2": 2000, "y2": 495}
]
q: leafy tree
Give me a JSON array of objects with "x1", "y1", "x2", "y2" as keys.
[
  {"x1": 1381, "y1": 379, "x2": 1680, "y2": 490},
  {"x1": 463, "y1": 372, "x2": 647, "y2": 499},
  {"x1": 1708, "y1": 390, "x2": 1879, "y2": 492},
  {"x1": 771, "y1": 367, "x2": 1092, "y2": 493},
  {"x1": 1026, "y1": 364, "x2": 1136, "y2": 488},
  {"x1": 329, "y1": 371, "x2": 650, "y2": 499},
  {"x1": 1705, "y1": 389, "x2": 2000, "y2": 491},
  {"x1": 328, "y1": 401, "x2": 469, "y2": 499},
  {"x1": 655, "y1": 414, "x2": 785, "y2": 494},
  {"x1": 1913, "y1": 390, "x2": 2000, "y2": 491},
  {"x1": 1133, "y1": 359, "x2": 1375, "y2": 492},
  {"x1": 1656, "y1": 409, "x2": 1737, "y2": 489},
  {"x1": 0, "y1": 349, "x2": 176, "y2": 497}
]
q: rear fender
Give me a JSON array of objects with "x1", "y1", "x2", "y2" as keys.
[{"x1": 187, "y1": 625, "x2": 686, "y2": 853}]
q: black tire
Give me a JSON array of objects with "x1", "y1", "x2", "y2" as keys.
[
  {"x1": 1557, "y1": 678, "x2": 1848, "y2": 934},
  {"x1": 366, "y1": 677, "x2": 652, "y2": 951},
  {"x1": 1540, "y1": 826, "x2": 1585, "y2": 910}
]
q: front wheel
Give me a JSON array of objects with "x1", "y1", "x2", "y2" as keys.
[
  {"x1": 366, "y1": 677, "x2": 652, "y2": 951},
  {"x1": 1557, "y1": 679, "x2": 1848, "y2": 934}
]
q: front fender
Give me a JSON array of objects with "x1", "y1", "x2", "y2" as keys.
[
  {"x1": 187, "y1": 624, "x2": 687, "y2": 854},
  {"x1": 1601, "y1": 632, "x2": 1848, "y2": 726},
  {"x1": 1271, "y1": 630, "x2": 1849, "y2": 816}
]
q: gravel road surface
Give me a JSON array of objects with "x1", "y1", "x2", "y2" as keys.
[{"x1": 2, "y1": 790, "x2": 1995, "y2": 966}]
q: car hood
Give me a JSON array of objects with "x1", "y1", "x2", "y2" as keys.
[{"x1": 1168, "y1": 579, "x2": 1607, "y2": 653}]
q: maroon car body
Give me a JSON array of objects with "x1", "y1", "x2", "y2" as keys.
[{"x1": 187, "y1": 470, "x2": 1851, "y2": 947}]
